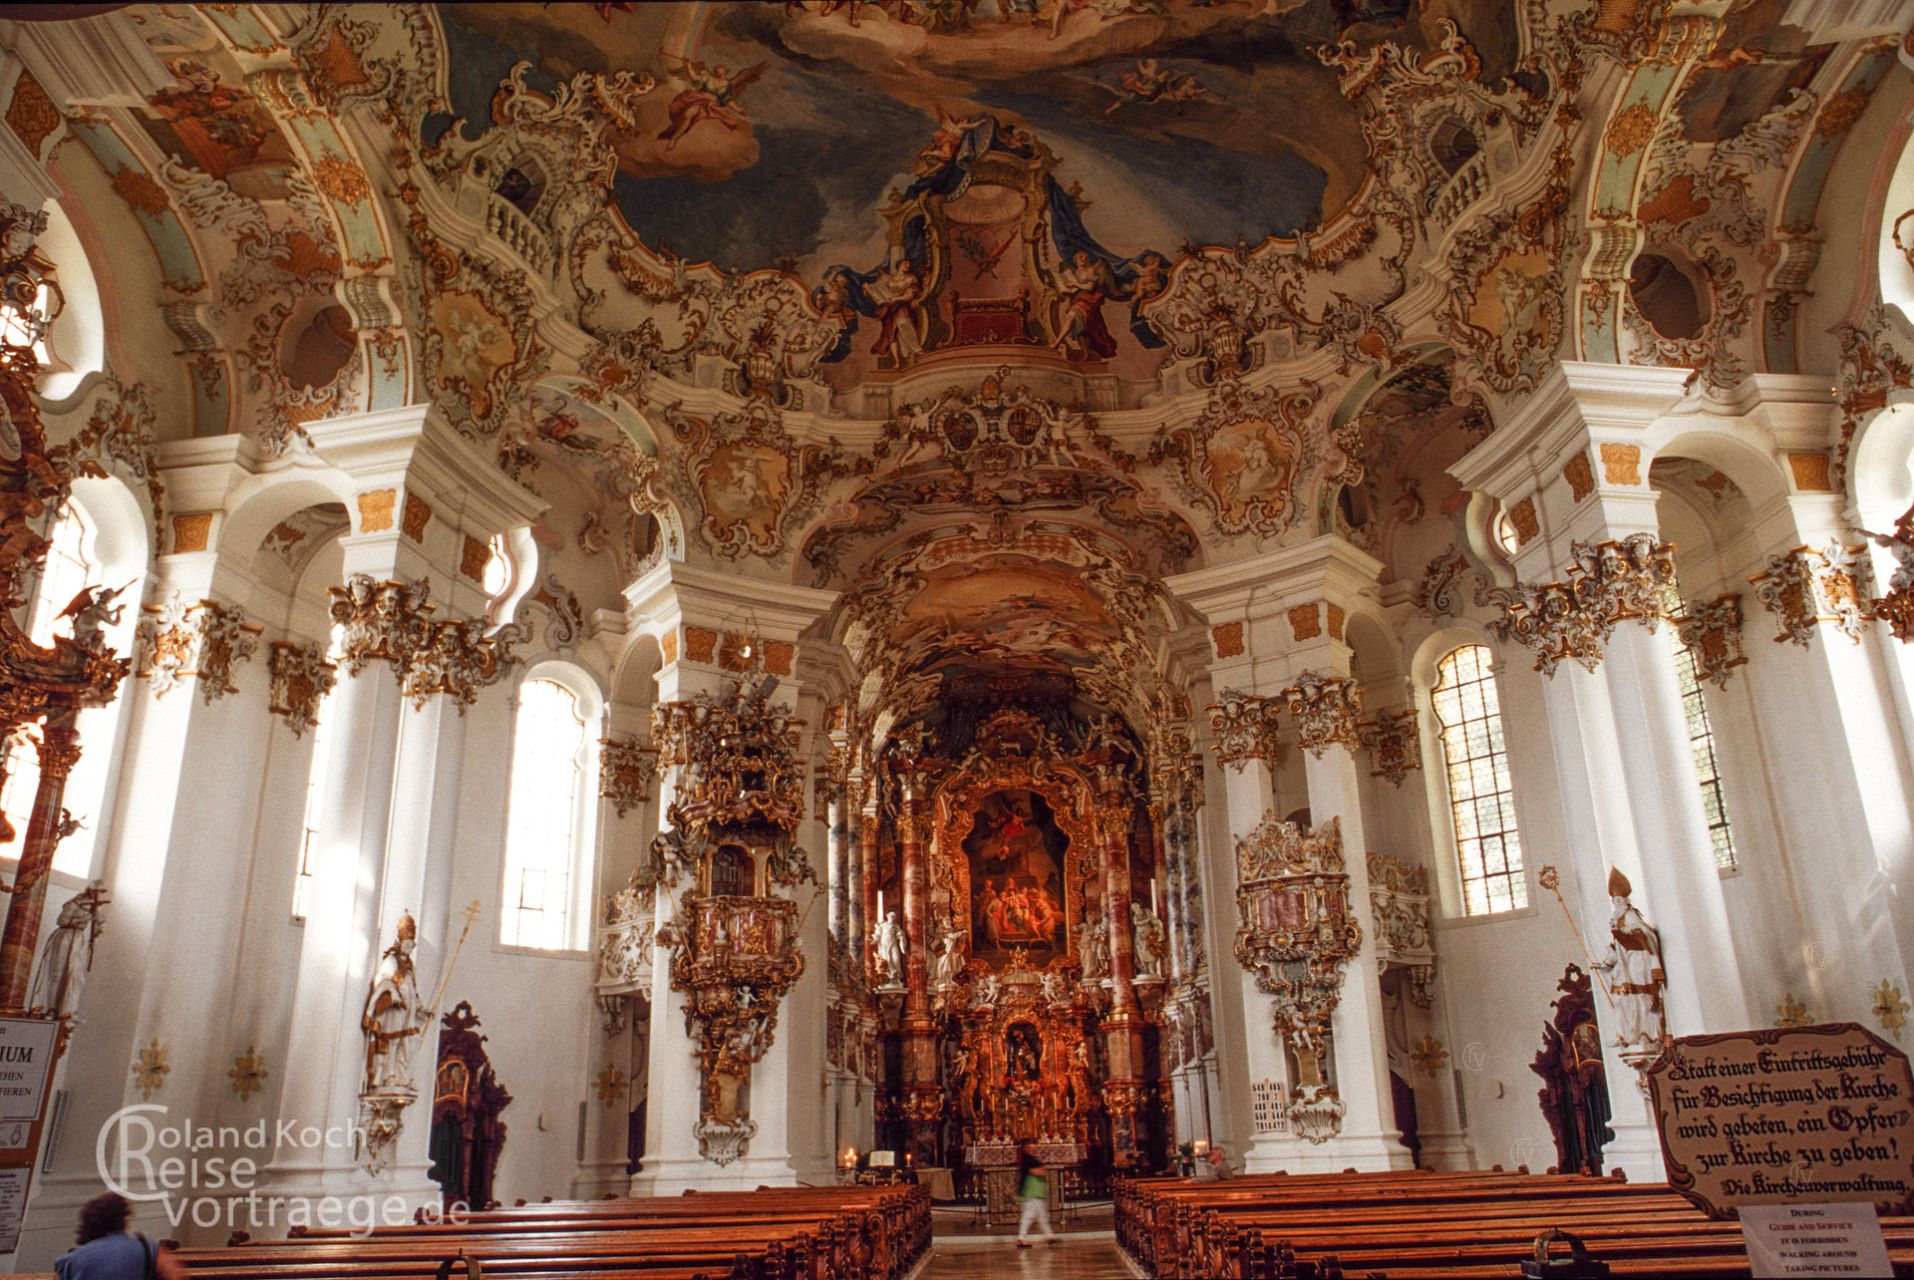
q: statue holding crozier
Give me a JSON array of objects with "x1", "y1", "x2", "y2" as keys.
[{"x1": 1590, "y1": 868, "x2": 1666, "y2": 1052}]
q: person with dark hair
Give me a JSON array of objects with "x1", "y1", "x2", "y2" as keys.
[
  {"x1": 1013, "y1": 1139, "x2": 1057, "y2": 1248},
  {"x1": 54, "y1": 1193, "x2": 188, "y2": 1279}
]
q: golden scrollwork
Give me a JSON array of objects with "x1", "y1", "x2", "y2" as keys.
[
  {"x1": 1749, "y1": 540, "x2": 1874, "y2": 648},
  {"x1": 326, "y1": 573, "x2": 522, "y2": 712},
  {"x1": 1282, "y1": 671, "x2": 1361, "y2": 757},
  {"x1": 136, "y1": 595, "x2": 263, "y2": 703},
  {"x1": 599, "y1": 735, "x2": 659, "y2": 818},
  {"x1": 1206, "y1": 689, "x2": 1282, "y2": 771},
  {"x1": 1673, "y1": 593, "x2": 1748, "y2": 687},
  {"x1": 1232, "y1": 813, "x2": 1361, "y2": 1139},
  {"x1": 1486, "y1": 533, "x2": 1678, "y2": 676},
  {"x1": 267, "y1": 641, "x2": 338, "y2": 737},
  {"x1": 1355, "y1": 708, "x2": 1420, "y2": 785}
]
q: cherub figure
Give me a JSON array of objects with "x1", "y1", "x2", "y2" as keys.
[{"x1": 57, "y1": 583, "x2": 127, "y2": 652}]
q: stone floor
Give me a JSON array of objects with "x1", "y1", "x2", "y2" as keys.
[{"x1": 919, "y1": 1233, "x2": 1140, "y2": 1279}]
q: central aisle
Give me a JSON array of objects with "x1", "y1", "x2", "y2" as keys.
[{"x1": 921, "y1": 1236, "x2": 1137, "y2": 1279}]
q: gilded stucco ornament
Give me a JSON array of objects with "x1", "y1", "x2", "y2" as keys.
[
  {"x1": 1486, "y1": 534, "x2": 1678, "y2": 676},
  {"x1": 661, "y1": 398, "x2": 850, "y2": 563},
  {"x1": 1673, "y1": 594, "x2": 1748, "y2": 687},
  {"x1": 1368, "y1": 853, "x2": 1435, "y2": 1007},
  {"x1": 326, "y1": 574, "x2": 522, "y2": 713},
  {"x1": 401, "y1": 617, "x2": 527, "y2": 711},
  {"x1": 1749, "y1": 540, "x2": 1874, "y2": 648},
  {"x1": 267, "y1": 640, "x2": 338, "y2": 737},
  {"x1": 1355, "y1": 709, "x2": 1420, "y2": 785},
  {"x1": 1282, "y1": 671, "x2": 1362, "y2": 757},
  {"x1": 1205, "y1": 690, "x2": 1282, "y2": 771},
  {"x1": 1233, "y1": 814, "x2": 1361, "y2": 1141},
  {"x1": 136, "y1": 596, "x2": 263, "y2": 703},
  {"x1": 599, "y1": 735, "x2": 659, "y2": 818},
  {"x1": 1865, "y1": 513, "x2": 1914, "y2": 644},
  {"x1": 1833, "y1": 305, "x2": 1914, "y2": 483},
  {"x1": 1149, "y1": 380, "x2": 1318, "y2": 539}
]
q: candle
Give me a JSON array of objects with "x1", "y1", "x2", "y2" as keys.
[
  {"x1": 877, "y1": 890, "x2": 884, "y2": 919},
  {"x1": 1151, "y1": 879, "x2": 1159, "y2": 917}
]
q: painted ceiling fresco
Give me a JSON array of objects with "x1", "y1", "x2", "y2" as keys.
[
  {"x1": 15, "y1": 0, "x2": 1900, "y2": 750},
  {"x1": 437, "y1": 0, "x2": 1518, "y2": 272}
]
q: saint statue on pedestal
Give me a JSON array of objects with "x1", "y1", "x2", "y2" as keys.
[
  {"x1": 363, "y1": 912, "x2": 426, "y2": 1095},
  {"x1": 872, "y1": 910, "x2": 906, "y2": 987},
  {"x1": 1592, "y1": 868, "x2": 1666, "y2": 1052},
  {"x1": 29, "y1": 880, "x2": 109, "y2": 1020},
  {"x1": 933, "y1": 924, "x2": 967, "y2": 987}
]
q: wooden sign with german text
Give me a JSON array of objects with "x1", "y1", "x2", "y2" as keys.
[{"x1": 1647, "y1": 1023, "x2": 1914, "y2": 1219}]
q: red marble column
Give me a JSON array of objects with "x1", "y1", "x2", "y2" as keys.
[
  {"x1": 0, "y1": 713, "x2": 82, "y2": 1010},
  {"x1": 1094, "y1": 780, "x2": 1155, "y2": 1167},
  {"x1": 860, "y1": 801, "x2": 880, "y2": 987},
  {"x1": 897, "y1": 781, "x2": 943, "y2": 1162},
  {"x1": 899, "y1": 787, "x2": 930, "y2": 1010}
]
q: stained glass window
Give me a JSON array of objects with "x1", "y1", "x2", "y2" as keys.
[{"x1": 1432, "y1": 644, "x2": 1528, "y2": 915}]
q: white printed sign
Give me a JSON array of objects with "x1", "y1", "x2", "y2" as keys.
[
  {"x1": 1739, "y1": 1202, "x2": 1894, "y2": 1277},
  {"x1": 1250, "y1": 1079, "x2": 1289, "y2": 1134},
  {"x1": 0, "y1": 1166, "x2": 29, "y2": 1253},
  {"x1": 0, "y1": 1017, "x2": 57, "y2": 1125}
]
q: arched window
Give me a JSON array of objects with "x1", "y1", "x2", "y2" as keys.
[
  {"x1": 291, "y1": 626, "x2": 345, "y2": 923},
  {"x1": 1664, "y1": 589, "x2": 1737, "y2": 870},
  {"x1": 1432, "y1": 644, "x2": 1527, "y2": 915},
  {"x1": 500, "y1": 675, "x2": 597, "y2": 950},
  {"x1": 1, "y1": 502, "x2": 101, "y2": 876}
]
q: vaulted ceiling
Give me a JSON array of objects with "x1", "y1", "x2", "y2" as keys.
[{"x1": 8, "y1": 0, "x2": 1898, "y2": 751}]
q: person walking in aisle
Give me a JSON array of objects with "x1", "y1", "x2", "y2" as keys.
[{"x1": 1014, "y1": 1139, "x2": 1058, "y2": 1247}]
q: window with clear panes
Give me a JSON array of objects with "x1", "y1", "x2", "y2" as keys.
[
  {"x1": 1663, "y1": 586, "x2": 1737, "y2": 870},
  {"x1": 1432, "y1": 643, "x2": 1528, "y2": 914},
  {"x1": 499, "y1": 678, "x2": 593, "y2": 950}
]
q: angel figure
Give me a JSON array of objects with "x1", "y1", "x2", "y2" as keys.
[
  {"x1": 655, "y1": 51, "x2": 768, "y2": 151},
  {"x1": 1101, "y1": 59, "x2": 1213, "y2": 114},
  {"x1": 913, "y1": 106, "x2": 986, "y2": 175},
  {"x1": 57, "y1": 583, "x2": 127, "y2": 652}
]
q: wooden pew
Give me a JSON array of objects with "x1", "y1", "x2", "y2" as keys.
[
  {"x1": 1116, "y1": 1167, "x2": 1914, "y2": 1279},
  {"x1": 170, "y1": 1184, "x2": 929, "y2": 1280}
]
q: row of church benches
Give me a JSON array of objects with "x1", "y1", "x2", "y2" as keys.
[
  {"x1": 1114, "y1": 1167, "x2": 1914, "y2": 1278},
  {"x1": 158, "y1": 1184, "x2": 928, "y2": 1280}
]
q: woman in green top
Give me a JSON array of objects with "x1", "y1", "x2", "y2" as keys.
[{"x1": 1014, "y1": 1140, "x2": 1058, "y2": 1247}]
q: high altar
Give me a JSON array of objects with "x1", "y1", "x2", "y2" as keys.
[{"x1": 865, "y1": 707, "x2": 1174, "y2": 1182}]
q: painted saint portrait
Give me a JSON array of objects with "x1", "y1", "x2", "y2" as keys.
[
  {"x1": 1005, "y1": 1022, "x2": 1043, "y2": 1084},
  {"x1": 965, "y1": 788, "x2": 1069, "y2": 968}
]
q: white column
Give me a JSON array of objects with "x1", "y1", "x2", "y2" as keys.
[
  {"x1": 1213, "y1": 751, "x2": 1291, "y2": 1172},
  {"x1": 1300, "y1": 744, "x2": 1414, "y2": 1172},
  {"x1": 18, "y1": 582, "x2": 279, "y2": 1261},
  {"x1": 258, "y1": 656, "x2": 407, "y2": 1200}
]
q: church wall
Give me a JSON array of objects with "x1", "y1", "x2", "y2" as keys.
[
  {"x1": 1421, "y1": 640, "x2": 1584, "y2": 1175},
  {"x1": 439, "y1": 686, "x2": 599, "y2": 1209},
  {"x1": 1794, "y1": 61, "x2": 1914, "y2": 369}
]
